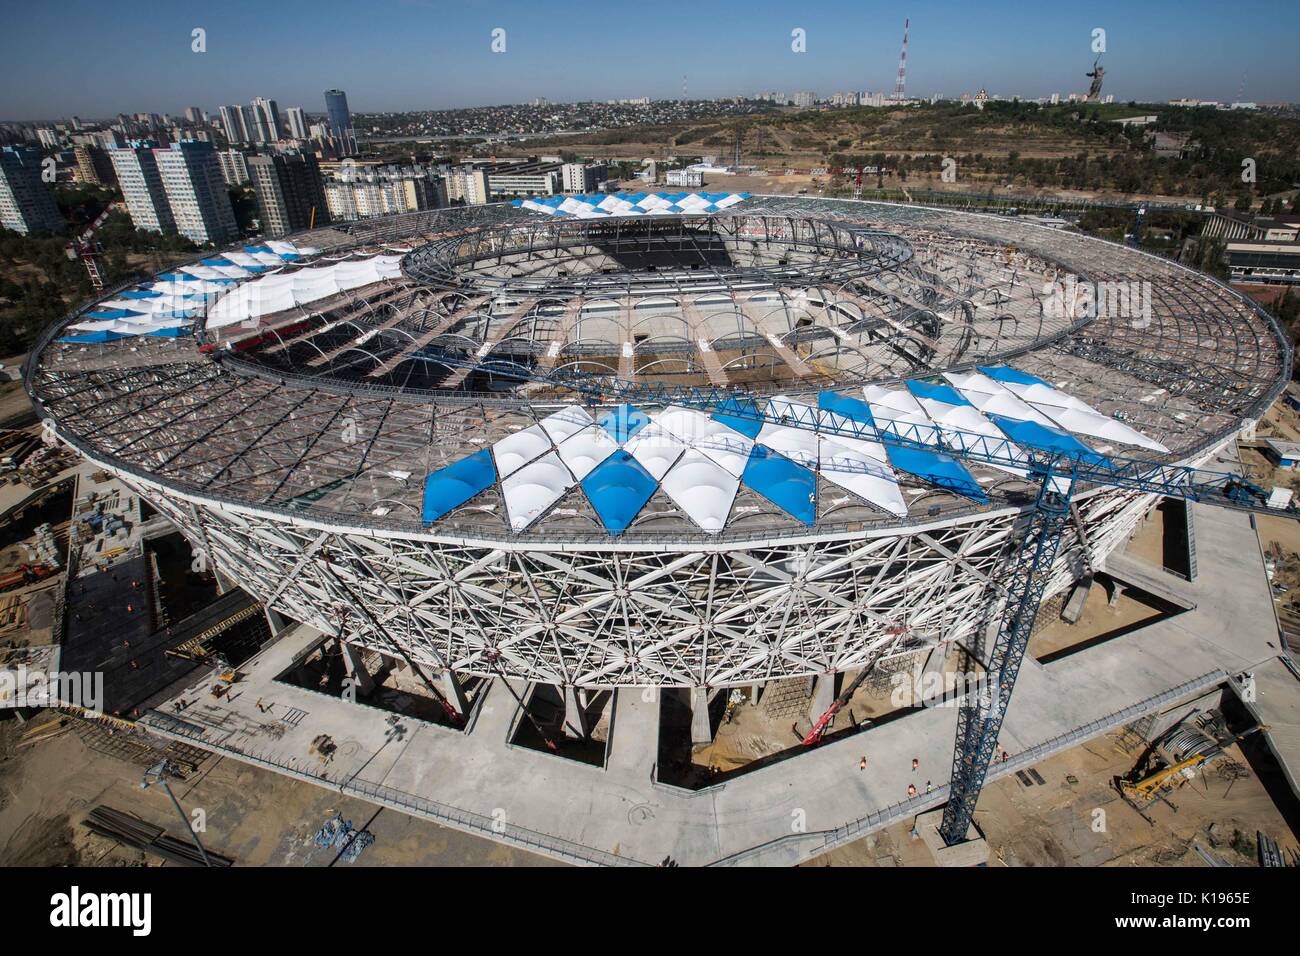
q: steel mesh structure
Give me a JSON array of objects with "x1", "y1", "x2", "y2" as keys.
[{"x1": 26, "y1": 196, "x2": 1290, "y2": 689}]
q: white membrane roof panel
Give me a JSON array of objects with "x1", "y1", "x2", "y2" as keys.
[
  {"x1": 911, "y1": 396, "x2": 1030, "y2": 472},
  {"x1": 539, "y1": 405, "x2": 595, "y2": 444},
  {"x1": 995, "y1": 381, "x2": 1169, "y2": 452},
  {"x1": 942, "y1": 371, "x2": 1059, "y2": 428},
  {"x1": 492, "y1": 424, "x2": 552, "y2": 479},
  {"x1": 653, "y1": 405, "x2": 754, "y2": 478},
  {"x1": 756, "y1": 422, "x2": 819, "y2": 468},
  {"x1": 556, "y1": 425, "x2": 619, "y2": 480},
  {"x1": 625, "y1": 424, "x2": 687, "y2": 480},
  {"x1": 660, "y1": 449, "x2": 740, "y2": 533},
  {"x1": 862, "y1": 386, "x2": 940, "y2": 444},
  {"x1": 501, "y1": 453, "x2": 575, "y2": 531},
  {"x1": 818, "y1": 436, "x2": 909, "y2": 516}
]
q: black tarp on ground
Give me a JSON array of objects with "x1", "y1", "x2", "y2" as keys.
[{"x1": 60, "y1": 557, "x2": 259, "y2": 719}]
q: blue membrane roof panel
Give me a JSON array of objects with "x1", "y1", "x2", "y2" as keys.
[
  {"x1": 821, "y1": 389, "x2": 937, "y2": 446},
  {"x1": 741, "y1": 445, "x2": 817, "y2": 526},
  {"x1": 422, "y1": 449, "x2": 497, "y2": 525},
  {"x1": 582, "y1": 450, "x2": 658, "y2": 533},
  {"x1": 987, "y1": 416, "x2": 1113, "y2": 468},
  {"x1": 978, "y1": 365, "x2": 1050, "y2": 388},
  {"x1": 818, "y1": 390, "x2": 875, "y2": 427},
  {"x1": 598, "y1": 403, "x2": 651, "y2": 443},
  {"x1": 56, "y1": 330, "x2": 131, "y2": 343},
  {"x1": 904, "y1": 378, "x2": 971, "y2": 407},
  {"x1": 711, "y1": 397, "x2": 764, "y2": 439},
  {"x1": 85, "y1": 308, "x2": 144, "y2": 319},
  {"x1": 886, "y1": 445, "x2": 988, "y2": 502}
]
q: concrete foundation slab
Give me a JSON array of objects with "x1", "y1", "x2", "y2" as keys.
[{"x1": 913, "y1": 808, "x2": 988, "y2": 866}]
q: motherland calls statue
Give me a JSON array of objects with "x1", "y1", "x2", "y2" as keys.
[{"x1": 1085, "y1": 57, "x2": 1105, "y2": 102}]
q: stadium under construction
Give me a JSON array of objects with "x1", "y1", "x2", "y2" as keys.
[{"x1": 23, "y1": 195, "x2": 1293, "y2": 864}]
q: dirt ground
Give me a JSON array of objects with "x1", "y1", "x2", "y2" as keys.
[
  {"x1": 808, "y1": 726, "x2": 1298, "y2": 867},
  {"x1": 1030, "y1": 582, "x2": 1170, "y2": 662},
  {"x1": 0, "y1": 712, "x2": 561, "y2": 867}
]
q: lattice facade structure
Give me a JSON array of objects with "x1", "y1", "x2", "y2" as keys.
[
  {"x1": 113, "y1": 476, "x2": 1157, "y2": 687},
  {"x1": 26, "y1": 197, "x2": 1289, "y2": 689}
]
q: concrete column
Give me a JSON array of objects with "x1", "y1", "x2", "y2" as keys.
[
  {"x1": 339, "y1": 641, "x2": 375, "y2": 695},
  {"x1": 749, "y1": 682, "x2": 761, "y2": 705},
  {"x1": 441, "y1": 669, "x2": 470, "y2": 719},
  {"x1": 809, "y1": 672, "x2": 837, "y2": 724},
  {"x1": 563, "y1": 685, "x2": 592, "y2": 739},
  {"x1": 1108, "y1": 581, "x2": 1126, "y2": 608},
  {"x1": 1061, "y1": 580, "x2": 1091, "y2": 624},
  {"x1": 690, "y1": 687, "x2": 713, "y2": 745},
  {"x1": 264, "y1": 606, "x2": 289, "y2": 635}
]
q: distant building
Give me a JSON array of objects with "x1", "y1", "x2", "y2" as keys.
[
  {"x1": 324, "y1": 89, "x2": 357, "y2": 155},
  {"x1": 184, "y1": 107, "x2": 204, "y2": 125},
  {"x1": 483, "y1": 161, "x2": 562, "y2": 200},
  {"x1": 666, "y1": 168, "x2": 704, "y2": 188},
  {"x1": 1263, "y1": 439, "x2": 1300, "y2": 469},
  {"x1": 1147, "y1": 130, "x2": 1195, "y2": 158},
  {"x1": 219, "y1": 105, "x2": 247, "y2": 145},
  {"x1": 562, "y1": 162, "x2": 607, "y2": 193},
  {"x1": 1225, "y1": 241, "x2": 1300, "y2": 285},
  {"x1": 0, "y1": 146, "x2": 64, "y2": 234},
  {"x1": 1111, "y1": 115, "x2": 1158, "y2": 128},
  {"x1": 153, "y1": 141, "x2": 238, "y2": 244},
  {"x1": 248, "y1": 152, "x2": 329, "y2": 236},
  {"x1": 285, "y1": 107, "x2": 310, "y2": 141},
  {"x1": 323, "y1": 160, "x2": 444, "y2": 221},
  {"x1": 109, "y1": 143, "x2": 175, "y2": 234},
  {"x1": 1204, "y1": 210, "x2": 1300, "y2": 243},
  {"x1": 240, "y1": 105, "x2": 262, "y2": 144},
  {"x1": 94, "y1": 129, "x2": 125, "y2": 150},
  {"x1": 250, "y1": 97, "x2": 283, "y2": 143},
  {"x1": 216, "y1": 149, "x2": 250, "y2": 186},
  {"x1": 73, "y1": 143, "x2": 117, "y2": 186},
  {"x1": 446, "y1": 160, "x2": 561, "y2": 204},
  {"x1": 443, "y1": 165, "x2": 477, "y2": 204}
]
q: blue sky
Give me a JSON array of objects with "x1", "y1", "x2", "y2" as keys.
[{"x1": 2, "y1": 0, "x2": 1297, "y2": 120}]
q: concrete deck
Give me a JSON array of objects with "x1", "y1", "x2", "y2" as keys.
[{"x1": 140, "y1": 500, "x2": 1296, "y2": 866}]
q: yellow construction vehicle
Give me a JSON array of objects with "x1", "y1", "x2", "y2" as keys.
[{"x1": 1117, "y1": 721, "x2": 1266, "y2": 817}]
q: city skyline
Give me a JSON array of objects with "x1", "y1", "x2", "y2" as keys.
[{"x1": 2, "y1": 0, "x2": 1298, "y2": 120}]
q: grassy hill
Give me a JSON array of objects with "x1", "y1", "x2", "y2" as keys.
[{"x1": 533, "y1": 100, "x2": 1300, "y2": 205}]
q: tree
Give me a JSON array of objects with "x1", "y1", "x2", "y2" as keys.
[{"x1": 1234, "y1": 192, "x2": 1253, "y2": 212}]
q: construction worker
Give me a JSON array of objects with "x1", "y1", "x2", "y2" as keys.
[
  {"x1": 859, "y1": 756, "x2": 867, "y2": 771},
  {"x1": 911, "y1": 757, "x2": 919, "y2": 772},
  {"x1": 907, "y1": 783, "x2": 917, "y2": 797}
]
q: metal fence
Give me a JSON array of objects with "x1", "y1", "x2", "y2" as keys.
[{"x1": 140, "y1": 709, "x2": 647, "y2": 867}]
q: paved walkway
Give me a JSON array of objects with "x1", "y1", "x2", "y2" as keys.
[{"x1": 141, "y1": 501, "x2": 1293, "y2": 866}]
